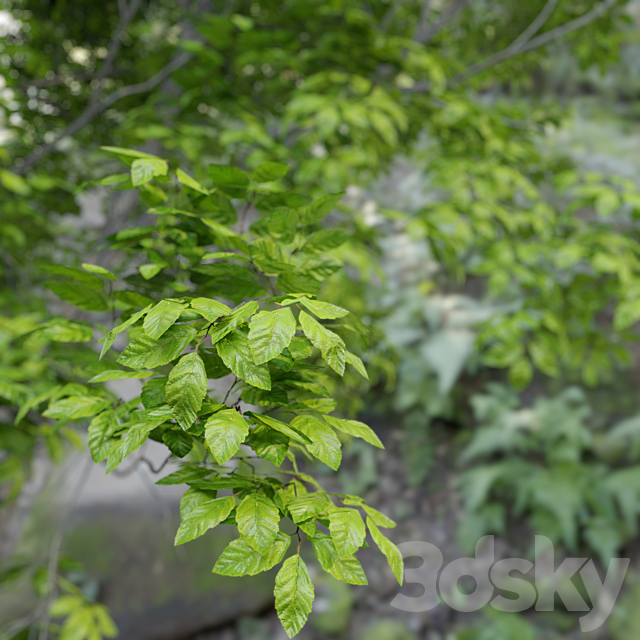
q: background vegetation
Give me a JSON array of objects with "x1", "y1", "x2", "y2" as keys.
[{"x1": 2, "y1": 0, "x2": 640, "y2": 638}]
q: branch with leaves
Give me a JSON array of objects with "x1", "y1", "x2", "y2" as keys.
[{"x1": 34, "y1": 148, "x2": 403, "y2": 638}]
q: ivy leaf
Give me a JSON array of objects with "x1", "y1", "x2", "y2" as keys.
[
  {"x1": 253, "y1": 162, "x2": 289, "y2": 183},
  {"x1": 299, "y1": 311, "x2": 346, "y2": 375},
  {"x1": 236, "y1": 491, "x2": 280, "y2": 554},
  {"x1": 287, "y1": 493, "x2": 331, "y2": 524},
  {"x1": 163, "y1": 430, "x2": 193, "y2": 458},
  {"x1": 143, "y1": 300, "x2": 186, "y2": 339},
  {"x1": 217, "y1": 331, "x2": 271, "y2": 390},
  {"x1": 298, "y1": 298, "x2": 349, "y2": 320},
  {"x1": 204, "y1": 409, "x2": 249, "y2": 464},
  {"x1": 291, "y1": 415, "x2": 342, "y2": 470},
  {"x1": 246, "y1": 412, "x2": 312, "y2": 445},
  {"x1": 175, "y1": 494, "x2": 235, "y2": 545},
  {"x1": 367, "y1": 518, "x2": 404, "y2": 585},
  {"x1": 328, "y1": 508, "x2": 366, "y2": 557},
  {"x1": 246, "y1": 423, "x2": 289, "y2": 466},
  {"x1": 310, "y1": 533, "x2": 368, "y2": 585},
  {"x1": 44, "y1": 396, "x2": 111, "y2": 420},
  {"x1": 248, "y1": 308, "x2": 296, "y2": 365},
  {"x1": 213, "y1": 532, "x2": 291, "y2": 576},
  {"x1": 324, "y1": 416, "x2": 383, "y2": 449},
  {"x1": 131, "y1": 157, "x2": 168, "y2": 186},
  {"x1": 118, "y1": 325, "x2": 197, "y2": 369},
  {"x1": 190, "y1": 297, "x2": 232, "y2": 322},
  {"x1": 274, "y1": 555, "x2": 314, "y2": 639},
  {"x1": 165, "y1": 353, "x2": 208, "y2": 430}
]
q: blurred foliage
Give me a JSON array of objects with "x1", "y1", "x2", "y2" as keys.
[{"x1": 1, "y1": 0, "x2": 640, "y2": 638}]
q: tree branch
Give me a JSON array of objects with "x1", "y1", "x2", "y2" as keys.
[
  {"x1": 417, "y1": 0, "x2": 468, "y2": 45},
  {"x1": 406, "y1": 0, "x2": 619, "y2": 92},
  {"x1": 413, "y1": 0, "x2": 433, "y2": 43},
  {"x1": 380, "y1": 0, "x2": 405, "y2": 32},
  {"x1": 16, "y1": 52, "x2": 191, "y2": 174}
]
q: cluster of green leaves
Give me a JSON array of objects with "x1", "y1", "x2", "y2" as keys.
[
  {"x1": 37, "y1": 149, "x2": 402, "y2": 638},
  {"x1": 457, "y1": 384, "x2": 640, "y2": 565}
]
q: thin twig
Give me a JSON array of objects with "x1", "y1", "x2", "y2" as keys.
[
  {"x1": 223, "y1": 376, "x2": 238, "y2": 404},
  {"x1": 16, "y1": 51, "x2": 192, "y2": 174},
  {"x1": 380, "y1": 0, "x2": 405, "y2": 32},
  {"x1": 36, "y1": 456, "x2": 93, "y2": 640},
  {"x1": 413, "y1": 0, "x2": 433, "y2": 43},
  {"x1": 408, "y1": 0, "x2": 618, "y2": 92},
  {"x1": 417, "y1": 0, "x2": 468, "y2": 45}
]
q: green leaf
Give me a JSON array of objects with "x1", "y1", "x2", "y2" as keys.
[
  {"x1": 88, "y1": 370, "x2": 155, "y2": 383},
  {"x1": 209, "y1": 301, "x2": 258, "y2": 344},
  {"x1": 345, "y1": 352, "x2": 369, "y2": 379},
  {"x1": 82, "y1": 263, "x2": 116, "y2": 281},
  {"x1": 100, "y1": 304, "x2": 153, "y2": 359},
  {"x1": 1, "y1": 169, "x2": 32, "y2": 195},
  {"x1": 176, "y1": 168, "x2": 209, "y2": 194},
  {"x1": 143, "y1": 300, "x2": 186, "y2": 339},
  {"x1": 204, "y1": 409, "x2": 249, "y2": 464},
  {"x1": 163, "y1": 428, "x2": 193, "y2": 457},
  {"x1": 299, "y1": 192, "x2": 345, "y2": 225},
  {"x1": 310, "y1": 533, "x2": 368, "y2": 585},
  {"x1": 288, "y1": 493, "x2": 331, "y2": 523},
  {"x1": 101, "y1": 146, "x2": 159, "y2": 160},
  {"x1": 253, "y1": 162, "x2": 290, "y2": 183},
  {"x1": 217, "y1": 331, "x2": 271, "y2": 390},
  {"x1": 131, "y1": 157, "x2": 168, "y2": 186},
  {"x1": 118, "y1": 325, "x2": 197, "y2": 369},
  {"x1": 213, "y1": 532, "x2": 291, "y2": 576},
  {"x1": 44, "y1": 396, "x2": 111, "y2": 420},
  {"x1": 236, "y1": 491, "x2": 280, "y2": 554},
  {"x1": 299, "y1": 311, "x2": 346, "y2": 375},
  {"x1": 190, "y1": 297, "x2": 232, "y2": 322},
  {"x1": 354, "y1": 504, "x2": 396, "y2": 528},
  {"x1": 165, "y1": 353, "x2": 208, "y2": 429},
  {"x1": 246, "y1": 412, "x2": 312, "y2": 445},
  {"x1": 88, "y1": 411, "x2": 120, "y2": 462},
  {"x1": 298, "y1": 298, "x2": 349, "y2": 320},
  {"x1": 45, "y1": 282, "x2": 109, "y2": 312},
  {"x1": 248, "y1": 308, "x2": 296, "y2": 365},
  {"x1": 106, "y1": 408, "x2": 172, "y2": 473},
  {"x1": 324, "y1": 416, "x2": 383, "y2": 449},
  {"x1": 246, "y1": 423, "x2": 289, "y2": 466},
  {"x1": 368, "y1": 518, "x2": 403, "y2": 585},
  {"x1": 139, "y1": 263, "x2": 163, "y2": 280},
  {"x1": 39, "y1": 320, "x2": 93, "y2": 343},
  {"x1": 288, "y1": 336, "x2": 313, "y2": 360},
  {"x1": 302, "y1": 229, "x2": 351, "y2": 254},
  {"x1": 141, "y1": 377, "x2": 167, "y2": 409},
  {"x1": 328, "y1": 508, "x2": 366, "y2": 557},
  {"x1": 208, "y1": 164, "x2": 250, "y2": 195},
  {"x1": 156, "y1": 466, "x2": 210, "y2": 485},
  {"x1": 268, "y1": 207, "x2": 299, "y2": 242},
  {"x1": 274, "y1": 555, "x2": 314, "y2": 639},
  {"x1": 292, "y1": 415, "x2": 342, "y2": 470},
  {"x1": 175, "y1": 494, "x2": 235, "y2": 545}
]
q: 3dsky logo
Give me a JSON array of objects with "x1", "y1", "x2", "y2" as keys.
[{"x1": 391, "y1": 536, "x2": 629, "y2": 632}]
